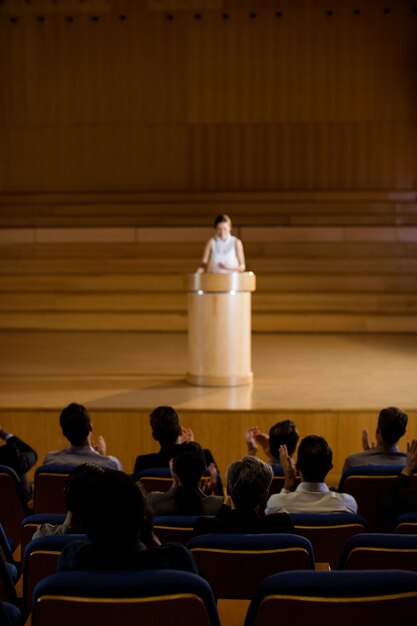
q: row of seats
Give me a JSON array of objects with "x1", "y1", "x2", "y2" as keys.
[
  {"x1": 9, "y1": 526, "x2": 417, "y2": 616},
  {"x1": 1, "y1": 461, "x2": 415, "y2": 550},
  {"x1": 26, "y1": 569, "x2": 417, "y2": 626}
]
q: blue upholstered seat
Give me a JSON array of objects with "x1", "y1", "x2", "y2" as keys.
[
  {"x1": 245, "y1": 569, "x2": 417, "y2": 626},
  {"x1": 31, "y1": 569, "x2": 220, "y2": 626},
  {"x1": 187, "y1": 533, "x2": 314, "y2": 599}
]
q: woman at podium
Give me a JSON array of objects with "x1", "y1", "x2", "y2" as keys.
[{"x1": 197, "y1": 214, "x2": 246, "y2": 273}]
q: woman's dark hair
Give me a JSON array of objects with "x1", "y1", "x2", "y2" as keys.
[
  {"x1": 213, "y1": 214, "x2": 232, "y2": 229},
  {"x1": 172, "y1": 442, "x2": 207, "y2": 515},
  {"x1": 64, "y1": 463, "x2": 104, "y2": 521}
]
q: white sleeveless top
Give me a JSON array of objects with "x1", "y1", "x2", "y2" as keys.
[{"x1": 209, "y1": 235, "x2": 239, "y2": 273}]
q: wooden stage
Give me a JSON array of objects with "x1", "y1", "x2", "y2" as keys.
[{"x1": 1, "y1": 330, "x2": 417, "y2": 484}]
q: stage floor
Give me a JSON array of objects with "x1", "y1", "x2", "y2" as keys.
[{"x1": 1, "y1": 331, "x2": 417, "y2": 412}]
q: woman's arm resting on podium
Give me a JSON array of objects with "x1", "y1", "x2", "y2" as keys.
[{"x1": 197, "y1": 239, "x2": 212, "y2": 273}]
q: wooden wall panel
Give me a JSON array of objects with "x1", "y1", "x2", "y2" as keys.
[{"x1": 0, "y1": 0, "x2": 416, "y2": 193}]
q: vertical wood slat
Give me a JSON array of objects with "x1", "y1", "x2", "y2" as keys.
[{"x1": 0, "y1": 1, "x2": 416, "y2": 192}]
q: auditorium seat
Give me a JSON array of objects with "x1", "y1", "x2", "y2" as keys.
[
  {"x1": 393, "y1": 512, "x2": 417, "y2": 534},
  {"x1": 23, "y1": 534, "x2": 86, "y2": 616},
  {"x1": 338, "y1": 465, "x2": 416, "y2": 531},
  {"x1": 244, "y1": 570, "x2": 417, "y2": 626},
  {"x1": 20, "y1": 514, "x2": 66, "y2": 558},
  {"x1": 187, "y1": 533, "x2": 314, "y2": 600},
  {"x1": 0, "y1": 465, "x2": 30, "y2": 549},
  {"x1": 30, "y1": 570, "x2": 220, "y2": 626},
  {"x1": 338, "y1": 533, "x2": 417, "y2": 572},
  {"x1": 33, "y1": 465, "x2": 74, "y2": 514},
  {"x1": 153, "y1": 516, "x2": 201, "y2": 544},
  {"x1": 289, "y1": 513, "x2": 368, "y2": 569}
]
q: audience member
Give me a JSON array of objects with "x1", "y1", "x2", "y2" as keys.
[
  {"x1": 32, "y1": 463, "x2": 104, "y2": 539},
  {"x1": 194, "y1": 456, "x2": 293, "y2": 535},
  {"x1": 377, "y1": 438, "x2": 417, "y2": 523},
  {"x1": 245, "y1": 420, "x2": 299, "y2": 466},
  {"x1": 341, "y1": 407, "x2": 408, "y2": 475},
  {"x1": 43, "y1": 403, "x2": 122, "y2": 470},
  {"x1": 0, "y1": 425, "x2": 37, "y2": 499},
  {"x1": 133, "y1": 406, "x2": 217, "y2": 480},
  {"x1": 265, "y1": 435, "x2": 357, "y2": 515},
  {"x1": 148, "y1": 442, "x2": 223, "y2": 516},
  {"x1": 57, "y1": 471, "x2": 198, "y2": 574}
]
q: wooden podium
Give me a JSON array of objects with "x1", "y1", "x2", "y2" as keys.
[{"x1": 185, "y1": 272, "x2": 256, "y2": 387}]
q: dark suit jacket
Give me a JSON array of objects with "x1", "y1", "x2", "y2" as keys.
[
  {"x1": 193, "y1": 505, "x2": 294, "y2": 535},
  {"x1": 133, "y1": 446, "x2": 216, "y2": 480},
  {"x1": 0, "y1": 436, "x2": 37, "y2": 476},
  {"x1": 377, "y1": 472, "x2": 417, "y2": 522}
]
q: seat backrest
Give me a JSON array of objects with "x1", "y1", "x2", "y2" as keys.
[
  {"x1": 290, "y1": 513, "x2": 368, "y2": 568},
  {"x1": 136, "y1": 468, "x2": 173, "y2": 494},
  {"x1": 154, "y1": 516, "x2": 201, "y2": 544},
  {"x1": 394, "y1": 512, "x2": 417, "y2": 534},
  {"x1": 34, "y1": 465, "x2": 74, "y2": 514},
  {"x1": 338, "y1": 465, "x2": 415, "y2": 531},
  {"x1": 0, "y1": 555, "x2": 18, "y2": 604},
  {"x1": 245, "y1": 570, "x2": 417, "y2": 626},
  {"x1": 0, "y1": 465, "x2": 29, "y2": 548},
  {"x1": 23, "y1": 534, "x2": 87, "y2": 616},
  {"x1": 31, "y1": 570, "x2": 220, "y2": 626},
  {"x1": 20, "y1": 514, "x2": 66, "y2": 558},
  {"x1": 187, "y1": 533, "x2": 314, "y2": 599},
  {"x1": 338, "y1": 533, "x2": 417, "y2": 571}
]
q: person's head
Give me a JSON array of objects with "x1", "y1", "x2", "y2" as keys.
[
  {"x1": 79, "y1": 471, "x2": 146, "y2": 554},
  {"x1": 59, "y1": 403, "x2": 91, "y2": 446},
  {"x1": 269, "y1": 420, "x2": 299, "y2": 459},
  {"x1": 227, "y1": 456, "x2": 273, "y2": 511},
  {"x1": 150, "y1": 406, "x2": 181, "y2": 447},
  {"x1": 213, "y1": 214, "x2": 232, "y2": 240},
  {"x1": 296, "y1": 435, "x2": 333, "y2": 482},
  {"x1": 377, "y1": 407, "x2": 408, "y2": 446},
  {"x1": 64, "y1": 463, "x2": 104, "y2": 522},
  {"x1": 172, "y1": 442, "x2": 206, "y2": 489}
]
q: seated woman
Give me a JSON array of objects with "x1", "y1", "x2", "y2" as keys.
[
  {"x1": 57, "y1": 470, "x2": 198, "y2": 574},
  {"x1": 148, "y1": 442, "x2": 224, "y2": 516}
]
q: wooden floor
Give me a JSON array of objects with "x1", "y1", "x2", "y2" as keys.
[{"x1": 1, "y1": 330, "x2": 417, "y2": 483}]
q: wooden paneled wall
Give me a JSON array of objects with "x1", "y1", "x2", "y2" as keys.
[{"x1": 0, "y1": 0, "x2": 416, "y2": 192}]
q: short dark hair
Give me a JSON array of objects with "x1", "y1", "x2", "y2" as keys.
[
  {"x1": 377, "y1": 407, "x2": 408, "y2": 445},
  {"x1": 59, "y1": 403, "x2": 91, "y2": 446},
  {"x1": 269, "y1": 420, "x2": 299, "y2": 459},
  {"x1": 64, "y1": 463, "x2": 104, "y2": 515},
  {"x1": 79, "y1": 471, "x2": 146, "y2": 554},
  {"x1": 296, "y1": 435, "x2": 333, "y2": 482},
  {"x1": 150, "y1": 406, "x2": 181, "y2": 447},
  {"x1": 227, "y1": 456, "x2": 273, "y2": 511},
  {"x1": 173, "y1": 442, "x2": 206, "y2": 488},
  {"x1": 213, "y1": 214, "x2": 232, "y2": 229},
  {"x1": 171, "y1": 442, "x2": 207, "y2": 515}
]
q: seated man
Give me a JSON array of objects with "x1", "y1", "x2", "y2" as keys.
[
  {"x1": 194, "y1": 456, "x2": 293, "y2": 535},
  {"x1": 342, "y1": 406, "x2": 408, "y2": 475},
  {"x1": 378, "y1": 438, "x2": 417, "y2": 523},
  {"x1": 33, "y1": 463, "x2": 104, "y2": 538},
  {"x1": 265, "y1": 435, "x2": 357, "y2": 515},
  {"x1": 0, "y1": 425, "x2": 37, "y2": 499},
  {"x1": 148, "y1": 442, "x2": 223, "y2": 516},
  {"x1": 43, "y1": 403, "x2": 122, "y2": 470},
  {"x1": 58, "y1": 470, "x2": 198, "y2": 574},
  {"x1": 133, "y1": 406, "x2": 217, "y2": 480},
  {"x1": 245, "y1": 420, "x2": 299, "y2": 467}
]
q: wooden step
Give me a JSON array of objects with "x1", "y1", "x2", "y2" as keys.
[
  {"x1": 1, "y1": 291, "x2": 417, "y2": 315},
  {"x1": 2, "y1": 256, "x2": 417, "y2": 275},
  {"x1": 0, "y1": 310, "x2": 415, "y2": 333},
  {"x1": 0, "y1": 272, "x2": 417, "y2": 293}
]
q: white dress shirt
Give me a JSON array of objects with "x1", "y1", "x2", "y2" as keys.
[{"x1": 265, "y1": 482, "x2": 358, "y2": 515}]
